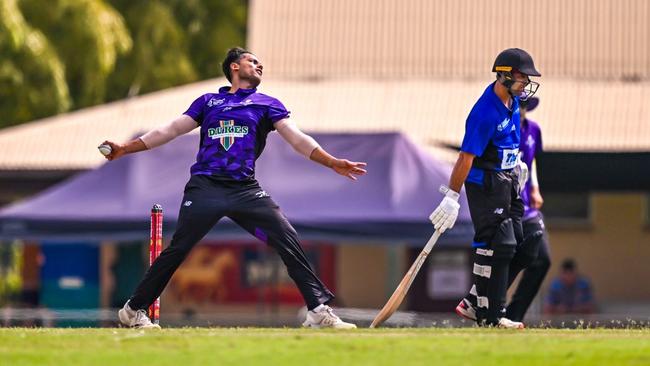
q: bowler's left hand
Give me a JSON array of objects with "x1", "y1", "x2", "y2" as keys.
[{"x1": 332, "y1": 159, "x2": 367, "y2": 180}]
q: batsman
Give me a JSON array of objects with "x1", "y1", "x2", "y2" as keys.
[{"x1": 429, "y1": 48, "x2": 541, "y2": 328}]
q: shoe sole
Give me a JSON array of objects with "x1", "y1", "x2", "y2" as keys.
[
  {"x1": 302, "y1": 322, "x2": 356, "y2": 329},
  {"x1": 498, "y1": 323, "x2": 525, "y2": 330},
  {"x1": 118, "y1": 308, "x2": 161, "y2": 329},
  {"x1": 455, "y1": 305, "x2": 477, "y2": 321},
  {"x1": 134, "y1": 324, "x2": 162, "y2": 329}
]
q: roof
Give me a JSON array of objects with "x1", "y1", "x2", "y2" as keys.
[
  {"x1": 0, "y1": 80, "x2": 215, "y2": 170},
  {"x1": 0, "y1": 78, "x2": 648, "y2": 170},
  {"x1": 249, "y1": 0, "x2": 650, "y2": 81}
]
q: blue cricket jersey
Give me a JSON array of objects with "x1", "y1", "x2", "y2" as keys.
[
  {"x1": 460, "y1": 82, "x2": 521, "y2": 185},
  {"x1": 183, "y1": 86, "x2": 290, "y2": 180}
]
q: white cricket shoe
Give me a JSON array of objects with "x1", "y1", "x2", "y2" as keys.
[
  {"x1": 118, "y1": 301, "x2": 161, "y2": 329},
  {"x1": 455, "y1": 298, "x2": 477, "y2": 321},
  {"x1": 302, "y1": 305, "x2": 357, "y2": 329},
  {"x1": 497, "y1": 317, "x2": 525, "y2": 329}
]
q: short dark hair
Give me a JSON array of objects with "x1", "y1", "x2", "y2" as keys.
[
  {"x1": 561, "y1": 258, "x2": 576, "y2": 272},
  {"x1": 222, "y1": 47, "x2": 252, "y2": 83}
]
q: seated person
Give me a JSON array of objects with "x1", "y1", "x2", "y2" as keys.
[{"x1": 544, "y1": 258, "x2": 595, "y2": 314}]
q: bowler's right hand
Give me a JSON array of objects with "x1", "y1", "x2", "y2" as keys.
[
  {"x1": 429, "y1": 186, "x2": 460, "y2": 233},
  {"x1": 99, "y1": 141, "x2": 125, "y2": 161}
]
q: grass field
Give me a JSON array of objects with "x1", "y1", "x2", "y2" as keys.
[{"x1": 1, "y1": 328, "x2": 649, "y2": 366}]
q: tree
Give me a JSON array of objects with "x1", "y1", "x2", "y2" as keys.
[
  {"x1": 19, "y1": 0, "x2": 132, "y2": 108},
  {"x1": 106, "y1": 0, "x2": 198, "y2": 100},
  {"x1": 0, "y1": 0, "x2": 248, "y2": 129},
  {"x1": 0, "y1": 0, "x2": 70, "y2": 128},
  {"x1": 166, "y1": 0, "x2": 247, "y2": 80}
]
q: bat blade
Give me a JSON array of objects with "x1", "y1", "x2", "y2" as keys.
[{"x1": 370, "y1": 231, "x2": 441, "y2": 328}]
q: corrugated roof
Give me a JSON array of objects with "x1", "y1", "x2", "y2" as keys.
[
  {"x1": 1, "y1": 78, "x2": 648, "y2": 170},
  {"x1": 249, "y1": 0, "x2": 650, "y2": 81},
  {"x1": 0, "y1": 80, "x2": 217, "y2": 170}
]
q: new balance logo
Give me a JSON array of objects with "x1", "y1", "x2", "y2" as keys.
[
  {"x1": 183, "y1": 200, "x2": 192, "y2": 207},
  {"x1": 493, "y1": 208, "x2": 504, "y2": 214},
  {"x1": 255, "y1": 191, "x2": 269, "y2": 198}
]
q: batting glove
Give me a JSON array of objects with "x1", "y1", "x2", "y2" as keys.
[
  {"x1": 429, "y1": 185, "x2": 460, "y2": 233},
  {"x1": 514, "y1": 156, "x2": 529, "y2": 194}
]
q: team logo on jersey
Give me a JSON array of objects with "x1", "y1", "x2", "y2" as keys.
[
  {"x1": 497, "y1": 118, "x2": 510, "y2": 132},
  {"x1": 207, "y1": 98, "x2": 224, "y2": 107},
  {"x1": 208, "y1": 120, "x2": 249, "y2": 151},
  {"x1": 526, "y1": 135, "x2": 535, "y2": 148}
]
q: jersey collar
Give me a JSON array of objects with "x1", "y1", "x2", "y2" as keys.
[
  {"x1": 218, "y1": 86, "x2": 257, "y2": 96},
  {"x1": 486, "y1": 82, "x2": 518, "y2": 114}
]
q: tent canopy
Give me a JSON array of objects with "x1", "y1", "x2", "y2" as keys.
[{"x1": 0, "y1": 133, "x2": 472, "y2": 245}]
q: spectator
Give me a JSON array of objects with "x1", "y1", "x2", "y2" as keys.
[{"x1": 544, "y1": 258, "x2": 595, "y2": 314}]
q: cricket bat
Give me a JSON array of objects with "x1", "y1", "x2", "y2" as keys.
[{"x1": 370, "y1": 230, "x2": 442, "y2": 328}]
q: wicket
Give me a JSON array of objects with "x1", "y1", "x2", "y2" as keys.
[{"x1": 149, "y1": 204, "x2": 163, "y2": 324}]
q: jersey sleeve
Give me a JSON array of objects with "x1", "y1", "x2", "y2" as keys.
[
  {"x1": 183, "y1": 95, "x2": 207, "y2": 125},
  {"x1": 460, "y1": 111, "x2": 495, "y2": 156},
  {"x1": 267, "y1": 98, "x2": 291, "y2": 124}
]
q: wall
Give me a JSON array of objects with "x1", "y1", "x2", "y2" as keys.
[
  {"x1": 250, "y1": 0, "x2": 650, "y2": 81},
  {"x1": 546, "y1": 193, "x2": 650, "y2": 302}
]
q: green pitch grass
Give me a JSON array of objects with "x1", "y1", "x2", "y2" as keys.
[{"x1": 1, "y1": 328, "x2": 649, "y2": 366}]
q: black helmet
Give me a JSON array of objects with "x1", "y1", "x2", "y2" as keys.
[{"x1": 492, "y1": 48, "x2": 541, "y2": 77}]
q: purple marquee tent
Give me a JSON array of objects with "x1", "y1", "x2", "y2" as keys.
[{"x1": 0, "y1": 133, "x2": 472, "y2": 246}]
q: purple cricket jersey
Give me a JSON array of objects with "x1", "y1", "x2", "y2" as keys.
[
  {"x1": 183, "y1": 86, "x2": 290, "y2": 180},
  {"x1": 519, "y1": 118, "x2": 543, "y2": 220}
]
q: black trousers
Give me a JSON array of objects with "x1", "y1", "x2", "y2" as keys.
[
  {"x1": 466, "y1": 170, "x2": 524, "y2": 245},
  {"x1": 506, "y1": 213, "x2": 551, "y2": 322},
  {"x1": 465, "y1": 169, "x2": 524, "y2": 324},
  {"x1": 129, "y1": 175, "x2": 334, "y2": 311}
]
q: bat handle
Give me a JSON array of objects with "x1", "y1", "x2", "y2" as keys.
[{"x1": 422, "y1": 230, "x2": 441, "y2": 255}]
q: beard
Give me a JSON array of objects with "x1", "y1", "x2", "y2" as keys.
[{"x1": 239, "y1": 72, "x2": 262, "y2": 88}]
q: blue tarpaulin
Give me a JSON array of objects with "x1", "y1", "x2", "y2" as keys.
[{"x1": 0, "y1": 133, "x2": 472, "y2": 245}]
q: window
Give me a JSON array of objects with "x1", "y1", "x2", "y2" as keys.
[{"x1": 541, "y1": 192, "x2": 591, "y2": 227}]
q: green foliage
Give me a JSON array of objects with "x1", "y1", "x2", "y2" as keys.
[
  {"x1": 20, "y1": 0, "x2": 132, "y2": 108},
  {"x1": 106, "y1": 0, "x2": 197, "y2": 100},
  {"x1": 0, "y1": 0, "x2": 247, "y2": 128},
  {"x1": 167, "y1": 0, "x2": 247, "y2": 79},
  {"x1": 0, "y1": 243, "x2": 22, "y2": 306},
  {"x1": 0, "y1": 0, "x2": 71, "y2": 128}
]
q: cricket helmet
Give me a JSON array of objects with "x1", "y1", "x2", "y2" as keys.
[{"x1": 492, "y1": 48, "x2": 541, "y2": 77}]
